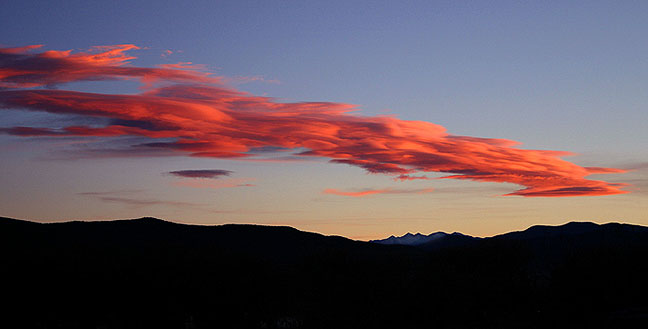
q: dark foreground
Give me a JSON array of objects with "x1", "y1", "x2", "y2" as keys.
[{"x1": 2, "y1": 217, "x2": 648, "y2": 328}]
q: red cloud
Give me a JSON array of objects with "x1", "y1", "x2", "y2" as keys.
[
  {"x1": 0, "y1": 44, "x2": 219, "y2": 89},
  {"x1": 0, "y1": 45, "x2": 629, "y2": 197}
]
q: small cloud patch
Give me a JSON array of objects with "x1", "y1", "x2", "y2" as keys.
[{"x1": 167, "y1": 169, "x2": 233, "y2": 179}]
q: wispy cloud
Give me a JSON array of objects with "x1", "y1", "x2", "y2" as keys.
[
  {"x1": 172, "y1": 177, "x2": 255, "y2": 189},
  {"x1": 323, "y1": 188, "x2": 435, "y2": 197},
  {"x1": 394, "y1": 174, "x2": 431, "y2": 181},
  {"x1": 78, "y1": 189, "x2": 146, "y2": 196},
  {"x1": 0, "y1": 45, "x2": 629, "y2": 197},
  {"x1": 224, "y1": 75, "x2": 280, "y2": 85},
  {"x1": 622, "y1": 162, "x2": 648, "y2": 171},
  {"x1": 78, "y1": 190, "x2": 199, "y2": 208},
  {"x1": 93, "y1": 196, "x2": 197, "y2": 207}
]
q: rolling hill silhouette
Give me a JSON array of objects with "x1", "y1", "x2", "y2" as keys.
[{"x1": 2, "y1": 216, "x2": 647, "y2": 328}]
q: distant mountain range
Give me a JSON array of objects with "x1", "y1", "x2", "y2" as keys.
[
  {"x1": 371, "y1": 231, "x2": 481, "y2": 250},
  {"x1": 371, "y1": 231, "x2": 453, "y2": 245},
  {"x1": 2, "y1": 216, "x2": 647, "y2": 328}
]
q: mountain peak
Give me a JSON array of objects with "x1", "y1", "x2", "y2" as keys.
[{"x1": 371, "y1": 231, "x2": 451, "y2": 246}]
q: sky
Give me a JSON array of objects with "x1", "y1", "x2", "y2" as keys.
[{"x1": 1, "y1": 1, "x2": 646, "y2": 240}]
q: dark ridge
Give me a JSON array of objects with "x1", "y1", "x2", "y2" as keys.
[
  {"x1": 494, "y1": 220, "x2": 645, "y2": 239},
  {"x1": 1, "y1": 216, "x2": 647, "y2": 328}
]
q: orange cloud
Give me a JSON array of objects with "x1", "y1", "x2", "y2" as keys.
[{"x1": 0, "y1": 45, "x2": 629, "y2": 197}]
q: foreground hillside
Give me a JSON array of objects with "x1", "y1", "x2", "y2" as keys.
[{"x1": 1, "y1": 217, "x2": 647, "y2": 328}]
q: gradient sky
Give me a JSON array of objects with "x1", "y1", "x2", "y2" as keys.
[{"x1": 1, "y1": 1, "x2": 646, "y2": 240}]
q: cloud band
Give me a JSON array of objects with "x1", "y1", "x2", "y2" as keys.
[{"x1": 0, "y1": 45, "x2": 628, "y2": 197}]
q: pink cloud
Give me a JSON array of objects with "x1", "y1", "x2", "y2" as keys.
[{"x1": 0, "y1": 45, "x2": 629, "y2": 197}]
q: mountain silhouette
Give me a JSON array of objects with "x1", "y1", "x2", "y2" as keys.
[
  {"x1": 2, "y1": 216, "x2": 647, "y2": 328},
  {"x1": 371, "y1": 231, "x2": 449, "y2": 245},
  {"x1": 371, "y1": 231, "x2": 481, "y2": 250}
]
